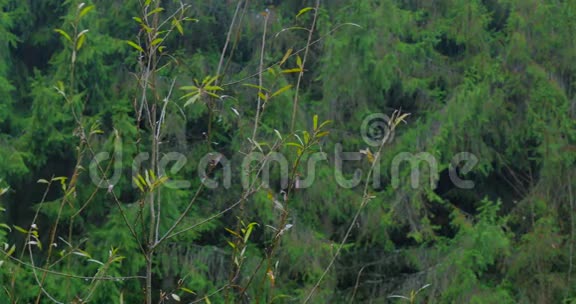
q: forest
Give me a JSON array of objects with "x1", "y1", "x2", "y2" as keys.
[{"x1": 0, "y1": 0, "x2": 575, "y2": 303}]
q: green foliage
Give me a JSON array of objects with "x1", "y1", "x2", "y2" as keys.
[
  {"x1": 0, "y1": 0, "x2": 575, "y2": 302},
  {"x1": 424, "y1": 200, "x2": 513, "y2": 303}
]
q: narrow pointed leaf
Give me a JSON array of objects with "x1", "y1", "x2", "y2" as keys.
[
  {"x1": 76, "y1": 34, "x2": 86, "y2": 50},
  {"x1": 55, "y1": 29, "x2": 73, "y2": 43},
  {"x1": 172, "y1": 18, "x2": 184, "y2": 35},
  {"x1": 281, "y1": 68, "x2": 302, "y2": 74},
  {"x1": 126, "y1": 40, "x2": 144, "y2": 52},
  {"x1": 146, "y1": 7, "x2": 164, "y2": 17},
  {"x1": 296, "y1": 7, "x2": 314, "y2": 18},
  {"x1": 79, "y1": 5, "x2": 95, "y2": 18},
  {"x1": 280, "y1": 48, "x2": 293, "y2": 66},
  {"x1": 271, "y1": 85, "x2": 292, "y2": 98},
  {"x1": 180, "y1": 287, "x2": 195, "y2": 294},
  {"x1": 151, "y1": 38, "x2": 163, "y2": 46}
]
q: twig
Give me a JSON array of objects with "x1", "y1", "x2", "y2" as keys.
[
  {"x1": 216, "y1": 0, "x2": 243, "y2": 81},
  {"x1": 2, "y1": 251, "x2": 146, "y2": 281},
  {"x1": 569, "y1": 174, "x2": 574, "y2": 282},
  {"x1": 290, "y1": 0, "x2": 321, "y2": 132},
  {"x1": 348, "y1": 265, "x2": 366, "y2": 303},
  {"x1": 252, "y1": 10, "x2": 269, "y2": 142}
]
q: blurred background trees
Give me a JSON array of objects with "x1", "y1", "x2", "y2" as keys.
[{"x1": 0, "y1": 0, "x2": 575, "y2": 302}]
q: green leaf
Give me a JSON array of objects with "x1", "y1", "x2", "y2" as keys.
[
  {"x1": 180, "y1": 287, "x2": 195, "y2": 294},
  {"x1": 57, "y1": 80, "x2": 65, "y2": 92},
  {"x1": 133, "y1": 177, "x2": 144, "y2": 192},
  {"x1": 6, "y1": 245, "x2": 15, "y2": 256},
  {"x1": 294, "y1": 134, "x2": 304, "y2": 145},
  {"x1": 180, "y1": 86, "x2": 199, "y2": 91},
  {"x1": 55, "y1": 29, "x2": 73, "y2": 43},
  {"x1": 319, "y1": 120, "x2": 333, "y2": 129},
  {"x1": 141, "y1": 23, "x2": 153, "y2": 33},
  {"x1": 296, "y1": 55, "x2": 303, "y2": 68},
  {"x1": 72, "y1": 249, "x2": 92, "y2": 259},
  {"x1": 138, "y1": 174, "x2": 148, "y2": 189},
  {"x1": 270, "y1": 85, "x2": 292, "y2": 98},
  {"x1": 184, "y1": 94, "x2": 200, "y2": 107},
  {"x1": 126, "y1": 40, "x2": 144, "y2": 52},
  {"x1": 206, "y1": 92, "x2": 220, "y2": 99},
  {"x1": 248, "y1": 138, "x2": 263, "y2": 153},
  {"x1": 79, "y1": 5, "x2": 95, "y2": 18},
  {"x1": 243, "y1": 84, "x2": 269, "y2": 92},
  {"x1": 392, "y1": 112, "x2": 411, "y2": 128},
  {"x1": 111, "y1": 256, "x2": 126, "y2": 263},
  {"x1": 224, "y1": 228, "x2": 240, "y2": 238},
  {"x1": 133, "y1": 17, "x2": 143, "y2": 24},
  {"x1": 13, "y1": 225, "x2": 28, "y2": 234},
  {"x1": 303, "y1": 131, "x2": 310, "y2": 144},
  {"x1": 172, "y1": 18, "x2": 184, "y2": 35},
  {"x1": 275, "y1": 27, "x2": 309, "y2": 37},
  {"x1": 37, "y1": 179, "x2": 50, "y2": 184},
  {"x1": 77, "y1": 29, "x2": 89, "y2": 37},
  {"x1": 204, "y1": 85, "x2": 223, "y2": 91},
  {"x1": 313, "y1": 114, "x2": 318, "y2": 131},
  {"x1": 87, "y1": 258, "x2": 104, "y2": 266},
  {"x1": 280, "y1": 48, "x2": 293, "y2": 66},
  {"x1": 152, "y1": 176, "x2": 169, "y2": 188},
  {"x1": 274, "y1": 129, "x2": 282, "y2": 140},
  {"x1": 281, "y1": 68, "x2": 302, "y2": 74},
  {"x1": 146, "y1": 7, "x2": 164, "y2": 17},
  {"x1": 243, "y1": 223, "x2": 258, "y2": 243},
  {"x1": 296, "y1": 7, "x2": 314, "y2": 18},
  {"x1": 203, "y1": 75, "x2": 219, "y2": 87},
  {"x1": 286, "y1": 142, "x2": 303, "y2": 149},
  {"x1": 0, "y1": 224, "x2": 11, "y2": 232},
  {"x1": 151, "y1": 38, "x2": 163, "y2": 46},
  {"x1": 76, "y1": 34, "x2": 86, "y2": 50}
]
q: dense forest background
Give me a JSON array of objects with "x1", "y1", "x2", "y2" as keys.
[{"x1": 0, "y1": 0, "x2": 575, "y2": 303}]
